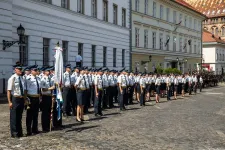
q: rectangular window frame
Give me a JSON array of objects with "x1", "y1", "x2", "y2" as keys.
[
  {"x1": 62, "y1": 41, "x2": 68, "y2": 65},
  {"x1": 103, "y1": 46, "x2": 107, "y2": 67},
  {"x1": 152, "y1": 32, "x2": 156, "y2": 49},
  {"x1": 43, "y1": 38, "x2": 50, "y2": 66},
  {"x1": 166, "y1": 8, "x2": 170, "y2": 22},
  {"x1": 159, "y1": 33, "x2": 163, "y2": 50},
  {"x1": 113, "y1": 4, "x2": 118, "y2": 25},
  {"x1": 144, "y1": 29, "x2": 148, "y2": 48},
  {"x1": 135, "y1": 28, "x2": 140, "y2": 47},
  {"x1": 173, "y1": 36, "x2": 176, "y2": 52},
  {"x1": 77, "y1": 0, "x2": 85, "y2": 14},
  {"x1": 135, "y1": 0, "x2": 139, "y2": 11},
  {"x1": 92, "y1": 45, "x2": 96, "y2": 67},
  {"x1": 91, "y1": 0, "x2": 97, "y2": 18},
  {"x1": 19, "y1": 36, "x2": 28, "y2": 66},
  {"x1": 122, "y1": 49, "x2": 125, "y2": 67},
  {"x1": 113, "y1": 48, "x2": 116, "y2": 67},
  {"x1": 122, "y1": 8, "x2": 126, "y2": 27},
  {"x1": 61, "y1": 0, "x2": 70, "y2": 9},
  {"x1": 144, "y1": 0, "x2": 148, "y2": 14},
  {"x1": 153, "y1": 1, "x2": 156, "y2": 17},
  {"x1": 173, "y1": 11, "x2": 177, "y2": 23},
  {"x1": 160, "y1": 5, "x2": 164, "y2": 19},
  {"x1": 103, "y1": 0, "x2": 108, "y2": 21}
]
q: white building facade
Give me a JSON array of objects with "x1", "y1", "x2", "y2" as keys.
[
  {"x1": 131, "y1": 0, "x2": 206, "y2": 73},
  {"x1": 0, "y1": 0, "x2": 131, "y2": 93}
]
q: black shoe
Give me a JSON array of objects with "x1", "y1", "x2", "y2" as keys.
[
  {"x1": 99, "y1": 113, "x2": 103, "y2": 116},
  {"x1": 33, "y1": 131, "x2": 40, "y2": 135},
  {"x1": 95, "y1": 114, "x2": 101, "y2": 117},
  {"x1": 11, "y1": 135, "x2": 19, "y2": 138},
  {"x1": 26, "y1": 132, "x2": 32, "y2": 136}
]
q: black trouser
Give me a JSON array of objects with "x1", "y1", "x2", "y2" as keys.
[
  {"x1": 53, "y1": 100, "x2": 62, "y2": 128},
  {"x1": 128, "y1": 85, "x2": 134, "y2": 104},
  {"x1": 170, "y1": 83, "x2": 174, "y2": 96},
  {"x1": 84, "y1": 88, "x2": 91, "y2": 113},
  {"x1": 41, "y1": 95, "x2": 52, "y2": 132},
  {"x1": 188, "y1": 84, "x2": 192, "y2": 95},
  {"x1": 26, "y1": 97, "x2": 40, "y2": 134},
  {"x1": 90, "y1": 85, "x2": 95, "y2": 105},
  {"x1": 62, "y1": 87, "x2": 72, "y2": 115},
  {"x1": 199, "y1": 83, "x2": 202, "y2": 92},
  {"x1": 178, "y1": 83, "x2": 182, "y2": 94},
  {"x1": 167, "y1": 86, "x2": 171, "y2": 100},
  {"x1": 193, "y1": 83, "x2": 197, "y2": 94},
  {"x1": 114, "y1": 86, "x2": 118, "y2": 103},
  {"x1": 70, "y1": 87, "x2": 77, "y2": 116},
  {"x1": 140, "y1": 88, "x2": 146, "y2": 106},
  {"x1": 102, "y1": 87, "x2": 109, "y2": 108},
  {"x1": 108, "y1": 86, "x2": 114, "y2": 108},
  {"x1": 94, "y1": 90, "x2": 103, "y2": 115},
  {"x1": 10, "y1": 96, "x2": 24, "y2": 137},
  {"x1": 119, "y1": 88, "x2": 126, "y2": 110},
  {"x1": 124, "y1": 87, "x2": 128, "y2": 105}
]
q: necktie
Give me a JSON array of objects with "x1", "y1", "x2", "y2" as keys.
[
  {"x1": 83, "y1": 76, "x2": 87, "y2": 88},
  {"x1": 18, "y1": 77, "x2": 24, "y2": 96},
  {"x1": 101, "y1": 76, "x2": 103, "y2": 88},
  {"x1": 35, "y1": 76, "x2": 39, "y2": 94},
  {"x1": 48, "y1": 77, "x2": 51, "y2": 87},
  {"x1": 69, "y1": 73, "x2": 71, "y2": 85}
]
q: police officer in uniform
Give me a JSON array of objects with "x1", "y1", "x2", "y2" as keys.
[
  {"x1": 108, "y1": 70, "x2": 116, "y2": 108},
  {"x1": 118, "y1": 69, "x2": 127, "y2": 111},
  {"x1": 7, "y1": 64, "x2": 25, "y2": 138},
  {"x1": 128, "y1": 72, "x2": 135, "y2": 104},
  {"x1": 75, "y1": 67, "x2": 87, "y2": 122},
  {"x1": 94, "y1": 68, "x2": 104, "y2": 116},
  {"x1": 139, "y1": 73, "x2": 146, "y2": 106},
  {"x1": 102, "y1": 68, "x2": 109, "y2": 109},
  {"x1": 62, "y1": 64, "x2": 73, "y2": 117},
  {"x1": 71, "y1": 66, "x2": 80, "y2": 116},
  {"x1": 25, "y1": 65, "x2": 41, "y2": 136},
  {"x1": 40, "y1": 67, "x2": 55, "y2": 132}
]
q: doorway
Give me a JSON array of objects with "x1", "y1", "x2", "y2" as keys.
[{"x1": 171, "y1": 62, "x2": 177, "y2": 68}]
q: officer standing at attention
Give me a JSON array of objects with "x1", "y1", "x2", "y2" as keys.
[
  {"x1": 108, "y1": 70, "x2": 115, "y2": 108},
  {"x1": 71, "y1": 66, "x2": 80, "y2": 116},
  {"x1": 139, "y1": 73, "x2": 146, "y2": 106},
  {"x1": 166, "y1": 74, "x2": 171, "y2": 101},
  {"x1": 62, "y1": 64, "x2": 73, "y2": 117},
  {"x1": 25, "y1": 65, "x2": 41, "y2": 136},
  {"x1": 128, "y1": 72, "x2": 135, "y2": 104},
  {"x1": 40, "y1": 67, "x2": 55, "y2": 132},
  {"x1": 94, "y1": 68, "x2": 104, "y2": 116},
  {"x1": 118, "y1": 69, "x2": 127, "y2": 111},
  {"x1": 102, "y1": 68, "x2": 109, "y2": 109},
  {"x1": 83, "y1": 67, "x2": 90, "y2": 114},
  {"x1": 75, "y1": 67, "x2": 87, "y2": 122},
  {"x1": 7, "y1": 64, "x2": 26, "y2": 138}
]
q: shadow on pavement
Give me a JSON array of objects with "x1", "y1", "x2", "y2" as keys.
[
  {"x1": 65, "y1": 125, "x2": 99, "y2": 133},
  {"x1": 103, "y1": 112, "x2": 120, "y2": 117}
]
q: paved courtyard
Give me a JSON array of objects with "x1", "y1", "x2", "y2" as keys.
[{"x1": 1, "y1": 85, "x2": 225, "y2": 150}]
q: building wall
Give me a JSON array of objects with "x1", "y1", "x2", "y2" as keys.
[
  {"x1": 203, "y1": 44, "x2": 225, "y2": 74},
  {"x1": 131, "y1": 0, "x2": 205, "y2": 73},
  {"x1": 0, "y1": 0, "x2": 131, "y2": 93}
]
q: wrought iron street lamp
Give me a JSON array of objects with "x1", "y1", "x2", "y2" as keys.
[{"x1": 2, "y1": 24, "x2": 25, "y2": 50}]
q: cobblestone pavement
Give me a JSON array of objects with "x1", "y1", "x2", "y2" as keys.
[{"x1": 1, "y1": 86, "x2": 225, "y2": 150}]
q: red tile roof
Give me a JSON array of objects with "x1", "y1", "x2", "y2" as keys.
[
  {"x1": 173, "y1": 0, "x2": 207, "y2": 18},
  {"x1": 203, "y1": 29, "x2": 225, "y2": 44},
  {"x1": 184, "y1": 0, "x2": 225, "y2": 18}
]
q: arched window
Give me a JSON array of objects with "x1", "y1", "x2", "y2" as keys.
[
  {"x1": 222, "y1": 27, "x2": 225, "y2": 36},
  {"x1": 215, "y1": 28, "x2": 219, "y2": 35}
]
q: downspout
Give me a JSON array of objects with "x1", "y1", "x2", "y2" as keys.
[
  {"x1": 201, "y1": 19, "x2": 204, "y2": 71},
  {"x1": 129, "y1": 0, "x2": 132, "y2": 71}
]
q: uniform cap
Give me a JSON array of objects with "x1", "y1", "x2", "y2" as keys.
[
  {"x1": 65, "y1": 64, "x2": 71, "y2": 68},
  {"x1": 30, "y1": 65, "x2": 38, "y2": 70},
  {"x1": 13, "y1": 64, "x2": 22, "y2": 70}
]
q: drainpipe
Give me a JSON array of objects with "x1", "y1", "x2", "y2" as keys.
[{"x1": 129, "y1": 0, "x2": 132, "y2": 71}]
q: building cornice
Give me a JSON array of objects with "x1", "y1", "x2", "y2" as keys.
[
  {"x1": 132, "y1": 11, "x2": 201, "y2": 35},
  {"x1": 23, "y1": 0, "x2": 129, "y2": 32}
]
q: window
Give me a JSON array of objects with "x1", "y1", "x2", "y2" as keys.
[
  {"x1": 184, "y1": 16, "x2": 187, "y2": 27},
  {"x1": 189, "y1": 17, "x2": 192, "y2": 28},
  {"x1": 222, "y1": 27, "x2": 225, "y2": 36},
  {"x1": 184, "y1": 39, "x2": 187, "y2": 52},
  {"x1": 122, "y1": 8, "x2": 126, "y2": 27},
  {"x1": 135, "y1": 0, "x2": 139, "y2": 11},
  {"x1": 39, "y1": 0, "x2": 51, "y2": 4},
  {"x1": 179, "y1": 38, "x2": 182, "y2": 52},
  {"x1": 92, "y1": 45, "x2": 96, "y2": 67},
  {"x1": 197, "y1": 42, "x2": 200, "y2": 54},
  {"x1": 216, "y1": 53, "x2": 218, "y2": 61},
  {"x1": 122, "y1": 49, "x2": 125, "y2": 67},
  {"x1": 152, "y1": 32, "x2": 156, "y2": 49},
  {"x1": 159, "y1": 33, "x2": 163, "y2": 50},
  {"x1": 144, "y1": 29, "x2": 148, "y2": 48},
  {"x1": 43, "y1": 38, "x2": 50, "y2": 66},
  {"x1": 173, "y1": 11, "x2": 177, "y2": 23},
  {"x1": 144, "y1": 0, "x2": 148, "y2": 14},
  {"x1": 189, "y1": 42, "x2": 192, "y2": 53},
  {"x1": 153, "y1": 2, "x2": 156, "y2": 17},
  {"x1": 78, "y1": 43, "x2": 83, "y2": 57},
  {"x1": 113, "y1": 48, "x2": 116, "y2": 67},
  {"x1": 166, "y1": 35, "x2": 170, "y2": 50},
  {"x1": 92, "y1": 0, "x2": 97, "y2": 18},
  {"x1": 103, "y1": 0, "x2": 108, "y2": 21},
  {"x1": 61, "y1": 0, "x2": 69, "y2": 9},
  {"x1": 173, "y1": 36, "x2": 176, "y2": 51},
  {"x1": 113, "y1": 4, "x2": 118, "y2": 25},
  {"x1": 62, "y1": 41, "x2": 68, "y2": 65},
  {"x1": 194, "y1": 44, "x2": 196, "y2": 54},
  {"x1": 179, "y1": 14, "x2": 182, "y2": 24},
  {"x1": 103, "y1": 47, "x2": 107, "y2": 67},
  {"x1": 77, "y1": 0, "x2": 85, "y2": 14},
  {"x1": 160, "y1": 5, "x2": 164, "y2": 19},
  {"x1": 166, "y1": 8, "x2": 170, "y2": 22},
  {"x1": 194, "y1": 19, "x2": 196, "y2": 29},
  {"x1": 135, "y1": 28, "x2": 140, "y2": 47},
  {"x1": 19, "y1": 36, "x2": 28, "y2": 66}
]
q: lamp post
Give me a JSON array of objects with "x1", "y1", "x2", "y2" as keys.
[
  {"x1": 2, "y1": 24, "x2": 25, "y2": 50},
  {"x1": 176, "y1": 57, "x2": 180, "y2": 70}
]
